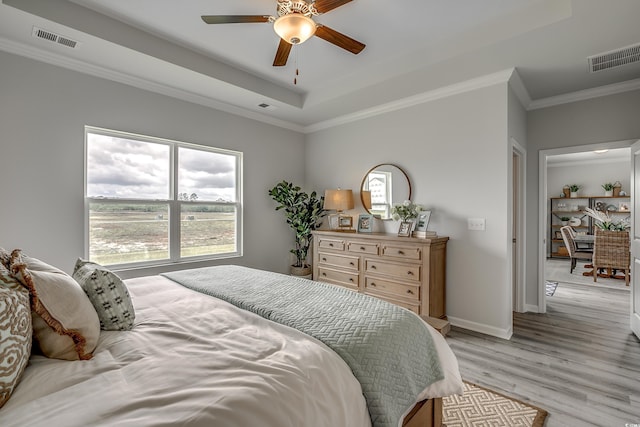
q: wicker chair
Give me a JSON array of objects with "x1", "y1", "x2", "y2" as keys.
[
  {"x1": 560, "y1": 226, "x2": 593, "y2": 274},
  {"x1": 593, "y1": 228, "x2": 630, "y2": 286}
]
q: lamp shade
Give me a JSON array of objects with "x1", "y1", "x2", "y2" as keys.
[
  {"x1": 273, "y1": 14, "x2": 316, "y2": 45},
  {"x1": 324, "y1": 189, "x2": 354, "y2": 211}
]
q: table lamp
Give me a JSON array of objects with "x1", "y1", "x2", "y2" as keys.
[{"x1": 324, "y1": 189, "x2": 355, "y2": 232}]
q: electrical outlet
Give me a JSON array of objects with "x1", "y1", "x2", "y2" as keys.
[{"x1": 468, "y1": 218, "x2": 486, "y2": 231}]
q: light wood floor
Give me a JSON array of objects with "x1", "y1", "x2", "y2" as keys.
[{"x1": 446, "y1": 281, "x2": 640, "y2": 426}]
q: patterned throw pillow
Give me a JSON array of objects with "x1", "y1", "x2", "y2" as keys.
[
  {"x1": 10, "y1": 250, "x2": 100, "y2": 361},
  {"x1": 0, "y1": 264, "x2": 32, "y2": 408},
  {"x1": 72, "y1": 259, "x2": 135, "y2": 331}
]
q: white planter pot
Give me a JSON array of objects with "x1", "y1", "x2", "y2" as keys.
[
  {"x1": 561, "y1": 221, "x2": 568, "y2": 226},
  {"x1": 605, "y1": 190, "x2": 613, "y2": 197},
  {"x1": 570, "y1": 192, "x2": 578, "y2": 198}
]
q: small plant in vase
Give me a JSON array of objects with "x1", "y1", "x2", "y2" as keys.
[
  {"x1": 391, "y1": 200, "x2": 423, "y2": 236},
  {"x1": 560, "y1": 216, "x2": 570, "y2": 226},
  {"x1": 568, "y1": 184, "x2": 581, "y2": 198},
  {"x1": 602, "y1": 182, "x2": 614, "y2": 197}
]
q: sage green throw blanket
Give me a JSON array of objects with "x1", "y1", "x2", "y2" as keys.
[{"x1": 162, "y1": 265, "x2": 444, "y2": 427}]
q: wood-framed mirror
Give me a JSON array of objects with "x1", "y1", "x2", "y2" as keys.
[{"x1": 360, "y1": 163, "x2": 412, "y2": 220}]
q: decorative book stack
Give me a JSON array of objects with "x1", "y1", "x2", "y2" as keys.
[{"x1": 413, "y1": 230, "x2": 437, "y2": 239}]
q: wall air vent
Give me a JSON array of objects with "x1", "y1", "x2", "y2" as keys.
[
  {"x1": 588, "y1": 43, "x2": 640, "y2": 73},
  {"x1": 32, "y1": 26, "x2": 79, "y2": 49}
]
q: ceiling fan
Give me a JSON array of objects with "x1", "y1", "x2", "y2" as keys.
[{"x1": 201, "y1": 0, "x2": 365, "y2": 67}]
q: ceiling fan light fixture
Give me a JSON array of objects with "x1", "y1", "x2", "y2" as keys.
[{"x1": 273, "y1": 13, "x2": 316, "y2": 44}]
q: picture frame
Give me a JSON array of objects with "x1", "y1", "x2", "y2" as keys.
[
  {"x1": 415, "y1": 211, "x2": 432, "y2": 232},
  {"x1": 554, "y1": 231, "x2": 562, "y2": 240},
  {"x1": 338, "y1": 215, "x2": 353, "y2": 228},
  {"x1": 357, "y1": 214, "x2": 373, "y2": 233},
  {"x1": 619, "y1": 202, "x2": 630, "y2": 212},
  {"x1": 397, "y1": 221, "x2": 412, "y2": 237}
]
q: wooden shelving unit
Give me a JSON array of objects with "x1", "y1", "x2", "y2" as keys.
[{"x1": 549, "y1": 195, "x2": 631, "y2": 258}]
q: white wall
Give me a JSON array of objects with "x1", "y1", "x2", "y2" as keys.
[
  {"x1": 306, "y1": 83, "x2": 513, "y2": 337},
  {"x1": 547, "y1": 161, "x2": 630, "y2": 198},
  {"x1": 0, "y1": 51, "x2": 307, "y2": 277},
  {"x1": 526, "y1": 89, "x2": 640, "y2": 307}
]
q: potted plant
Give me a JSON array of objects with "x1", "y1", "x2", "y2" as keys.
[
  {"x1": 269, "y1": 181, "x2": 327, "y2": 277},
  {"x1": 602, "y1": 182, "x2": 614, "y2": 197},
  {"x1": 568, "y1": 184, "x2": 581, "y2": 198},
  {"x1": 560, "y1": 216, "x2": 570, "y2": 226}
]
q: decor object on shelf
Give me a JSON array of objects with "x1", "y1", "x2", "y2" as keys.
[
  {"x1": 569, "y1": 217, "x2": 581, "y2": 227},
  {"x1": 568, "y1": 184, "x2": 581, "y2": 197},
  {"x1": 560, "y1": 216, "x2": 570, "y2": 226},
  {"x1": 397, "y1": 221, "x2": 412, "y2": 237},
  {"x1": 584, "y1": 207, "x2": 629, "y2": 231},
  {"x1": 357, "y1": 214, "x2": 373, "y2": 233},
  {"x1": 602, "y1": 182, "x2": 614, "y2": 197},
  {"x1": 562, "y1": 185, "x2": 570, "y2": 198},
  {"x1": 323, "y1": 188, "x2": 355, "y2": 232},
  {"x1": 269, "y1": 180, "x2": 327, "y2": 277},
  {"x1": 613, "y1": 181, "x2": 622, "y2": 196},
  {"x1": 392, "y1": 200, "x2": 423, "y2": 236},
  {"x1": 415, "y1": 211, "x2": 432, "y2": 232}
]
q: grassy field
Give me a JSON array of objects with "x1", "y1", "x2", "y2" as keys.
[{"x1": 89, "y1": 206, "x2": 236, "y2": 265}]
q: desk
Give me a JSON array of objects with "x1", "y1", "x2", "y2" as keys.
[{"x1": 574, "y1": 234, "x2": 594, "y2": 244}]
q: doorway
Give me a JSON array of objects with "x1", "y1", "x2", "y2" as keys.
[
  {"x1": 538, "y1": 140, "x2": 634, "y2": 313},
  {"x1": 511, "y1": 139, "x2": 526, "y2": 313}
]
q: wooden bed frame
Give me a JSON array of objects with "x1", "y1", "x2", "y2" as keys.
[{"x1": 403, "y1": 397, "x2": 442, "y2": 427}]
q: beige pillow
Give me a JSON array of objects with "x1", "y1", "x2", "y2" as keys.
[
  {"x1": 0, "y1": 264, "x2": 32, "y2": 408},
  {"x1": 10, "y1": 250, "x2": 100, "y2": 360}
]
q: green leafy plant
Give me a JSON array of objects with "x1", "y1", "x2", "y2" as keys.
[
  {"x1": 391, "y1": 200, "x2": 423, "y2": 222},
  {"x1": 584, "y1": 207, "x2": 629, "y2": 231},
  {"x1": 602, "y1": 182, "x2": 614, "y2": 191},
  {"x1": 560, "y1": 216, "x2": 570, "y2": 222},
  {"x1": 568, "y1": 184, "x2": 581, "y2": 192},
  {"x1": 269, "y1": 181, "x2": 327, "y2": 268}
]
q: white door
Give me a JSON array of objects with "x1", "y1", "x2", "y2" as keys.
[{"x1": 630, "y1": 140, "x2": 640, "y2": 339}]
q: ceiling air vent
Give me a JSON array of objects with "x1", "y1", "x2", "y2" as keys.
[
  {"x1": 258, "y1": 103, "x2": 277, "y2": 111},
  {"x1": 32, "y1": 26, "x2": 79, "y2": 49},
  {"x1": 588, "y1": 43, "x2": 640, "y2": 73}
]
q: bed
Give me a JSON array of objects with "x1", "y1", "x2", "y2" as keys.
[{"x1": 0, "y1": 259, "x2": 462, "y2": 427}]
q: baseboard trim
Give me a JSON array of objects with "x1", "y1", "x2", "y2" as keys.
[
  {"x1": 524, "y1": 304, "x2": 540, "y2": 313},
  {"x1": 448, "y1": 316, "x2": 513, "y2": 340}
]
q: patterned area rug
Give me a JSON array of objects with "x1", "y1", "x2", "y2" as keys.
[
  {"x1": 545, "y1": 280, "x2": 558, "y2": 297},
  {"x1": 443, "y1": 381, "x2": 548, "y2": 427}
]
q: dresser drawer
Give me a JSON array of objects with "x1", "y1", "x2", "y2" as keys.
[
  {"x1": 317, "y1": 267, "x2": 359, "y2": 290},
  {"x1": 382, "y1": 244, "x2": 421, "y2": 261},
  {"x1": 318, "y1": 253, "x2": 359, "y2": 271},
  {"x1": 364, "y1": 259, "x2": 421, "y2": 282},
  {"x1": 318, "y1": 238, "x2": 345, "y2": 251},
  {"x1": 364, "y1": 277, "x2": 420, "y2": 301},
  {"x1": 347, "y1": 241, "x2": 379, "y2": 255},
  {"x1": 365, "y1": 292, "x2": 420, "y2": 314}
]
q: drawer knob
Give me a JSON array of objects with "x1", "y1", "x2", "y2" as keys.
[
  {"x1": 360, "y1": 246, "x2": 366, "y2": 251},
  {"x1": 349, "y1": 262, "x2": 355, "y2": 266},
  {"x1": 407, "y1": 271, "x2": 413, "y2": 275},
  {"x1": 349, "y1": 278, "x2": 354, "y2": 282},
  {"x1": 407, "y1": 289, "x2": 414, "y2": 294},
  {"x1": 370, "y1": 282, "x2": 377, "y2": 287},
  {"x1": 398, "y1": 250, "x2": 405, "y2": 255},
  {"x1": 371, "y1": 265, "x2": 377, "y2": 269},
  {"x1": 329, "y1": 243, "x2": 334, "y2": 247},
  {"x1": 322, "y1": 272, "x2": 326, "y2": 276},
  {"x1": 322, "y1": 257, "x2": 327, "y2": 261}
]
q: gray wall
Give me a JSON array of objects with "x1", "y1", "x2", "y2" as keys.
[
  {"x1": 526, "y1": 89, "x2": 640, "y2": 306},
  {"x1": 306, "y1": 83, "x2": 514, "y2": 337},
  {"x1": 0, "y1": 51, "x2": 307, "y2": 277}
]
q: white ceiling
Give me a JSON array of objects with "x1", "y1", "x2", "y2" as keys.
[{"x1": 1, "y1": 0, "x2": 640, "y2": 131}]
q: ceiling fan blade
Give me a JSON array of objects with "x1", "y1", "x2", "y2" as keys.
[
  {"x1": 315, "y1": 25, "x2": 365, "y2": 54},
  {"x1": 313, "y1": 0, "x2": 353, "y2": 14},
  {"x1": 273, "y1": 38, "x2": 292, "y2": 66},
  {"x1": 201, "y1": 15, "x2": 270, "y2": 24}
]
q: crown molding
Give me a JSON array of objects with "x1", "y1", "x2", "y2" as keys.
[
  {"x1": 528, "y1": 77, "x2": 640, "y2": 110},
  {"x1": 0, "y1": 37, "x2": 306, "y2": 133},
  {"x1": 304, "y1": 68, "x2": 516, "y2": 133}
]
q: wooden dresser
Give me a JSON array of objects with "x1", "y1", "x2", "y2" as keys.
[{"x1": 312, "y1": 230, "x2": 448, "y2": 319}]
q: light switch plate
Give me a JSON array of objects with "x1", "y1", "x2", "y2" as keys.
[{"x1": 468, "y1": 218, "x2": 486, "y2": 231}]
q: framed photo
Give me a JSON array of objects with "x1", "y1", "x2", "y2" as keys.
[
  {"x1": 398, "y1": 221, "x2": 412, "y2": 237},
  {"x1": 357, "y1": 214, "x2": 373, "y2": 233},
  {"x1": 554, "y1": 231, "x2": 562, "y2": 240},
  {"x1": 338, "y1": 215, "x2": 353, "y2": 228},
  {"x1": 619, "y1": 202, "x2": 630, "y2": 212},
  {"x1": 415, "y1": 211, "x2": 432, "y2": 232}
]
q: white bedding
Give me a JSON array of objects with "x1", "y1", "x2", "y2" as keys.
[{"x1": 1, "y1": 274, "x2": 461, "y2": 427}]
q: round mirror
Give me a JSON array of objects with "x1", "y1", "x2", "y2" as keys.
[{"x1": 360, "y1": 164, "x2": 412, "y2": 220}]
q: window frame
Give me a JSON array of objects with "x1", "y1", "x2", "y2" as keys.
[{"x1": 84, "y1": 126, "x2": 243, "y2": 269}]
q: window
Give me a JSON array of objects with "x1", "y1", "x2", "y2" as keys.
[{"x1": 85, "y1": 127, "x2": 242, "y2": 267}]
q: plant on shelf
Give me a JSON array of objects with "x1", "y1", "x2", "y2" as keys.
[
  {"x1": 560, "y1": 216, "x2": 570, "y2": 225},
  {"x1": 269, "y1": 181, "x2": 327, "y2": 276},
  {"x1": 391, "y1": 200, "x2": 423, "y2": 222},
  {"x1": 568, "y1": 184, "x2": 580, "y2": 192},
  {"x1": 584, "y1": 207, "x2": 629, "y2": 231},
  {"x1": 602, "y1": 183, "x2": 614, "y2": 191}
]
